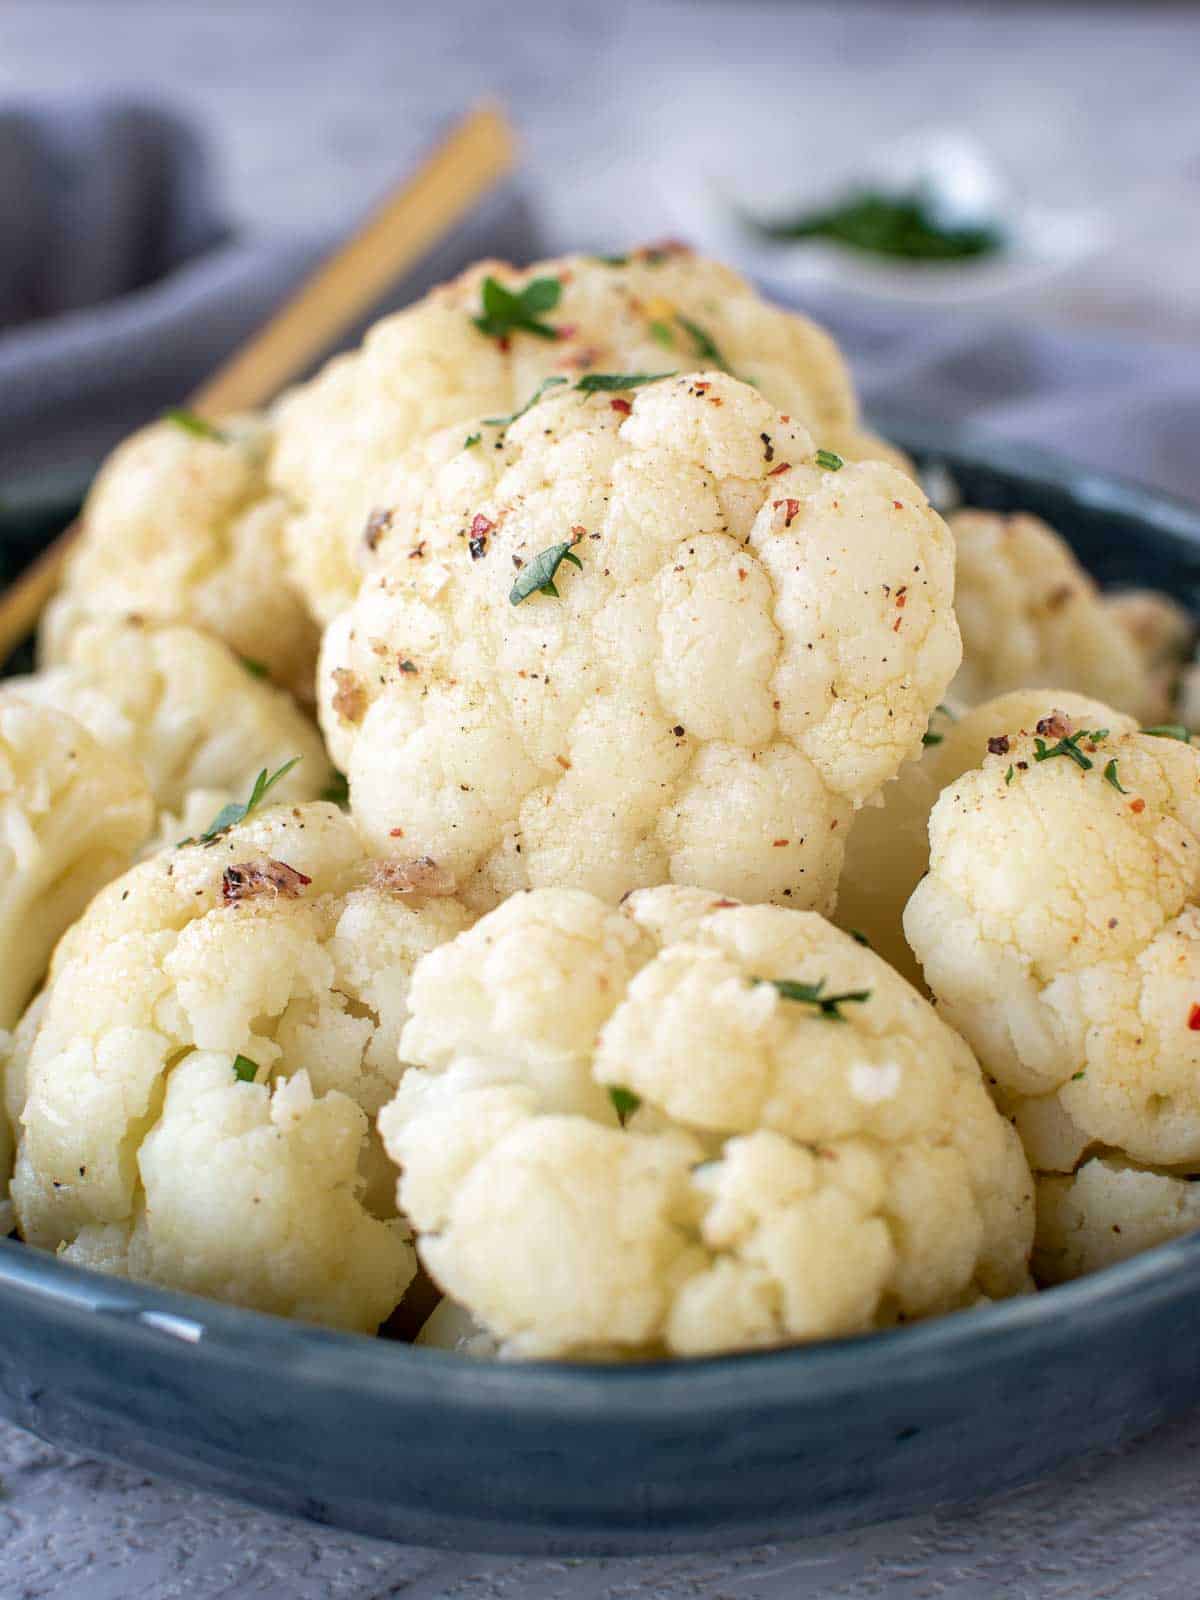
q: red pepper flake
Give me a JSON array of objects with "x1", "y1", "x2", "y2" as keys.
[
  {"x1": 737, "y1": 568, "x2": 748, "y2": 582},
  {"x1": 892, "y1": 500, "x2": 904, "y2": 511},
  {"x1": 768, "y1": 461, "x2": 790, "y2": 477},
  {"x1": 1036, "y1": 713, "x2": 1073, "y2": 740},
  {"x1": 555, "y1": 754, "x2": 572, "y2": 770},
  {"x1": 892, "y1": 616, "x2": 903, "y2": 633},
  {"x1": 772, "y1": 498, "x2": 801, "y2": 528},
  {"x1": 710, "y1": 898, "x2": 739, "y2": 909},
  {"x1": 692, "y1": 380, "x2": 711, "y2": 394},
  {"x1": 610, "y1": 397, "x2": 632, "y2": 415},
  {"x1": 1189, "y1": 1003, "x2": 1200, "y2": 1031},
  {"x1": 470, "y1": 514, "x2": 494, "y2": 539},
  {"x1": 895, "y1": 587, "x2": 908, "y2": 608},
  {"x1": 1130, "y1": 798, "x2": 1146, "y2": 814},
  {"x1": 571, "y1": 524, "x2": 588, "y2": 538},
  {"x1": 772, "y1": 838, "x2": 789, "y2": 848},
  {"x1": 556, "y1": 323, "x2": 578, "y2": 340},
  {"x1": 389, "y1": 827, "x2": 405, "y2": 837}
]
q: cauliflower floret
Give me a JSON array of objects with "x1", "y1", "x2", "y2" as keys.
[
  {"x1": 42, "y1": 415, "x2": 319, "y2": 701},
  {"x1": 10, "y1": 802, "x2": 470, "y2": 1331},
  {"x1": 836, "y1": 691, "x2": 1137, "y2": 983},
  {"x1": 271, "y1": 247, "x2": 886, "y2": 621},
  {"x1": 9, "y1": 617, "x2": 331, "y2": 817},
  {"x1": 0, "y1": 696, "x2": 153, "y2": 1031},
  {"x1": 1103, "y1": 589, "x2": 1195, "y2": 726},
  {"x1": 1033, "y1": 1156, "x2": 1200, "y2": 1283},
  {"x1": 320, "y1": 370, "x2": 960, "y2": 914},
  {"x1": 949, "y1": 510, "x2": 1158, "y2": 720},
  {"x1": 379, "y1": 885, "x2": 1033, "y2": 1360},
  {"x1": 905, "y1": 711, "x2": 1200, "y2": 1173}
]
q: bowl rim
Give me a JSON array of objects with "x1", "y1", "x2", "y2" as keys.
[{"x1": 3, "y1": 424, "x2": 1199, "y2": 1421}]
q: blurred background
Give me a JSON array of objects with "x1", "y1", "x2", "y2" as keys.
[{"x1": 1, "y1": 0, "x2": 1198, "y2": 490}]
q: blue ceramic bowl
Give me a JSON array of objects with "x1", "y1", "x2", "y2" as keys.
[{"x1": 0, "y1": 425, "x2": 1198, "y2": 1555}]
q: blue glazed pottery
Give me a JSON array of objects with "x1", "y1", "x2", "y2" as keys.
[{"x1": 0, "y1": 426, "x2": 1197, "y2": 1554}]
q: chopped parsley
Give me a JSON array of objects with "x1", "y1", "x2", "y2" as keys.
[
  {"x1": 510, "y1": 541, "x2": 583, "y2": 604},
  {"x1": 472, "y1": 275, "x2": 562, "y2": 341},
  {"x1": 321, "y1": 770, "x2": 350, "y2": 806},
  {"x1": 747, "y1": 189, "x2": 1005, "y2": 262},
  {"x1": 849, "y1": 929, "x2": 872, "y2": 948},
  {"x1": 649, "y1": 320, "x2": 675, "y2": 348},
  {"x1": 239, "y1": 657, "x2": 269, "y2": 680},
  {"x1": 398, "y1": 658, "x2": 418, "y2": 674},
  {"x1": 1143, "y1": 724, "x2": 1192, "y2": 743},
  {"x1": 482, "y1": 375, "x2": 568, "y2": 430},
  {"x1": 675, "y1": 312, "x2": 727, "y2": 370},
  {"x1": 164, "y1": 408, "x2": 228, "y2": 443},
  {"x1": 575, "y1": 371, "x2": 674, "y2": 393},
  {"x1": 1103, "y1": 758, "x2": 1127, "y2": 793},
  {"x1": 609, "y1": 1086, "x2": 641, "y2": 1124},
  {"x1": 756, "y1": 976, "x2": 871, "y2": 1020},
  {"x1": 232, "y1": 1054, "x2": 259, "y2": 1084},
  {"x1": 463, "y1": 432, "x2": 481, "y2": 449},
  {"x1": 922, "y1": 702, "x2": 956, "y2": 747},
  {"x1": 594, "y1": 253, "x2": 629, "y2": 267},
  {"x1": 182, "y1": 757, "x2": 301, "y2": 846},
  {"x1": 1070, "y1": 1070, "x2": 1086, "y2": 1082},
  {"x1": 1033, "y1": 728, "x2": 1108, "y2": 772},
  {"x1": 1005, "y1": 765, "x2": 1015, "y2": 786},
  {"x1": 814, "y1": 448, "x2": 845, "y2": 472}
]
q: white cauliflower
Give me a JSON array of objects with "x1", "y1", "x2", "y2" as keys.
[
  {"x1": 320, "y1": 369, "x2": 960, "y2": 914},
  {"x1": 379, "y1": 885, "x2": 1033, "y2": 1360},
  {"x1": 9, "y1": 617, "x2": 332, "y2": 818},
  {"x1": 949, "y1": 509, "x2": 1159, "y2": 720},
  {"x1": 1033, "y1": 1156, "x2": 1200, "y2": 1283},
  {"x1": 42, "y1": 414, "x2": 319, "y2": 701},
  {"x1": 1103, "y1": 588, "x2": 1195, "y2": 726},
  {"x1": 0, "y1": 695, "x2": 153, "y2": 1031},
  {"x1": 836, "y1": 690, "x2": 1134, "y2": 983},
  {"x1": 904, "y1": 706, "x2": 1200, "y2": 1278},
  {"x1": 271, "y1": 247, "x2": 889, "y2": 621},
  {"x1": 10, "y1": 801, "x2": 470, "y2": 1331}
]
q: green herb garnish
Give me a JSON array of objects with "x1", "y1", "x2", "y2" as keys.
[
  {"x1": 1005, "y1": 765, "x2": 1015, "y2": 786},
  {"x1": 473, "y1": 275, "x2": 562, "y2": 342},
  {"x1": 232, "y1": 1054, "x2": 259, "y2": 1084},
  {"x1": 1033, "y1": 728, "x2": 1108, "y2": 772},
  {"x1": 849, "y1": 929, "x2": 872, "y2": 948},
  {"x1": 239, "y1": 656, "x2": 269, "y2": 680},
  {"x1": 1143, "y1": 724, "x2": 1192, "y2": 742},
  {"x1": 165, "y1": 408, "x2": 228, "y2": 443},
  {"x1": 922, "y1": 702, "x2": 956, "y2": 747},
  {"x1": 747, "y1": 189, "x2": 1005, "y2": 262},
  {"x1": 594, "y1": 254, "x2": 629, "y2": 267},
  {"x1": 756, "y1": 977, "x2": 871, "y2": 1021},
  {"x1": 463, "y1": 432, "x2": 481, "y2": 449},
  {"x1": 649, "y1": 320, "x2": 675, "y2": 348},
  {"x1": 1103, "y1": 758, "x2": 1127, "y2": 793},
  {"x1": 608, "y1": 1086, "x2": 641, "y2": 1124},
  {"x1": 510, "y1": 541, "x2": 583, "y2": 604},
  {"x1": 575, "y1": 371, "x2": 675, "y2": 393},
  {"x1": 1070, "y1": 1070, "x2": 1086, "y2": 1082},
  {"x1": 814, "y1": 449, "x2": 845, "y2": 472},
  {"x1": 183, "y1": 758, "x2": 301, "y2": 846},
  {"x1": 321, "y1": 770, "x2": 350, "y2": 806},
  {"x1": 482, "y1": 375, "x2": 568, "y2": 431},
  {"x1": 675, "y1": 313, "x2": 727, "y2": 370}
]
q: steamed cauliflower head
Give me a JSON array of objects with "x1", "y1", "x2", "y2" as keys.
[
  {"x1": 10, "y1": 801, "x2": 471, "y2": 1332},
  {"x1": 379, "y1": 885, "x2": 1034, "y2": 1360},
  {"x1": 320, "y1": 369, "x2": 960, "y2": 913},
  {"x1": 902, "y1": 706, "x2": 1200, "y2": 1275},
  {"x1": 9, "y1": 617, "x2": 331, "y2": 818},
  {"x1": 0, "y1": 695, "x2": 152, "y2": 1031},
  {"x1": 836, "y1": 690, "x2": 1132, "y2": 984},
  {"x1": 271, "y1": 246, "x2": 893, "y2": 621},
  {"x1": 42, "y1": 414, "x2": 319, "y2": 701},
  {"x1": 949, "y1": 509, "x2": 1161, "y2": 721}
]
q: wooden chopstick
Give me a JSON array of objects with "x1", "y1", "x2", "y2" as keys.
[{"x1": 0, "y1": 101, "x2": 517, "y2": 662}]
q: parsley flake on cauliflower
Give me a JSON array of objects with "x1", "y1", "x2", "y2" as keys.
[
  {"x1": 379, "y1": 885, "x2": 1033, "y2": 1360},
  {"x1": 9, "y1": 802, "x2": 470, "y2": 1331},
  {"x1": 41, "y1": 413, "x2": 319, "y2": 701},
  {"x1": 270, "y1": 247, "x2": 898, "y2": 621},
  {"x1": 320, "y1": 369, "x2": 960, "y2": 914}
]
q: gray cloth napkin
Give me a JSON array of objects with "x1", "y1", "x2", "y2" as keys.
[{"x1": 0, "y1": 98, "x2": 540, "y2": 480}]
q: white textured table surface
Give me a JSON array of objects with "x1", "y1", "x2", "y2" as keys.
[{"x1": 3, "y1": 3, "x2": 1200, "y2": 1594}]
